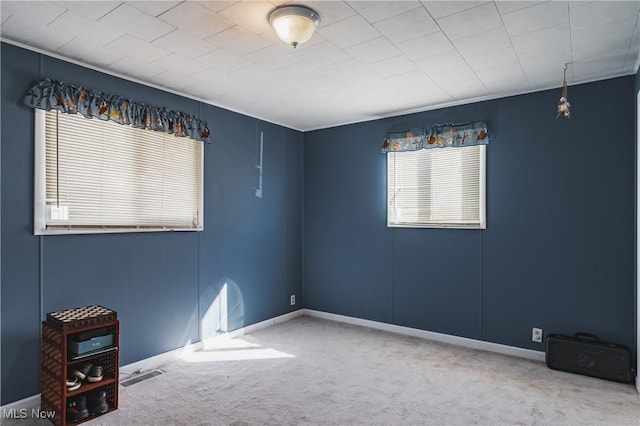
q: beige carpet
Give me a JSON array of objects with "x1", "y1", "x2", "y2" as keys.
[{"x1": 6, "y1": 316, "x2": 640, "y2": 425}]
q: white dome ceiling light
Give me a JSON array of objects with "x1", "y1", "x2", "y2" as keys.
[{"x1": 269, "y1": 5, "x2": 321, "y2": 49}]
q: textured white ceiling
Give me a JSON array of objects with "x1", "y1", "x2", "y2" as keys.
[{"x1": 1, "y1": 1, "x2": 639, "y2": 131}]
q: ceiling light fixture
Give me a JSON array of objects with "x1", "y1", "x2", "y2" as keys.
[{"x1": 269, "y1": 5, "x2": 320, "y2": 49}]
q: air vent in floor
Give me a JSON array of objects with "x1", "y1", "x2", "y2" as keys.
[{"x1": 120, "y1": 369, "x2": 165, "y2": 387}]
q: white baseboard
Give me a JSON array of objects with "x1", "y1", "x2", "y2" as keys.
[
  {"x1": 197, "y1": 309, "x2": 304, "y2": 351},
  {"x1": 220, "y1": 309, "x2": 304, "y2": 339},
  {"x1": 303, "y1": 309, "x2": 546, "y2": 362},
  {"x1": 1, "y1": 309, "x2": 305, "y2": 411},
  {"x1": 4, "y1": 307, "x2": 633, "y2": 409},
  {"x1": 2, "y1": 306, "x2": 635, "y2": 413},
  {"x1": 119, "y1": 340, "x2": 203, "y2": 376},
  {"x1": 123, "y1": 309, "x2": 304, "y2": 372}
]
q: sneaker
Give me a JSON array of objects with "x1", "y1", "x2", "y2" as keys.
[
  {"x1": 71, "y1": 362, "x2": 92, "y2": 380},
  {"x1": 87, "y1": 389, "x2": 109, "y2": 415},
  {"x1": 66, "y1": 376, "x2": 81, "y2": 391},
  {"x1": 87, "y1": 365, "x2": 104, "y2": 383},
  {"x1": 67, "y1": 395, "x2": 89, "y2": 422}
]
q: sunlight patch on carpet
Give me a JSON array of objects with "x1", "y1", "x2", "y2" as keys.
[{"x1": 181, "y1": 346, "x2": 294, "y2": 363}]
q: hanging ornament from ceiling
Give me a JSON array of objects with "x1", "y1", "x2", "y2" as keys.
[{"x1": 556, "y1": 63, "x2": 571, "y2": 119}]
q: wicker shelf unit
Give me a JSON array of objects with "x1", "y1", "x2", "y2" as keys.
[{"x1": 41, "y1": 306, "x2": 119, "y2": 426}]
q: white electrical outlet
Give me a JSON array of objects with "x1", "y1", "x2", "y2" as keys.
[
  {"x1": 532, "y1": 327, "x2": 543, "y2": 343},
  {"x1": 290, "y1": 295, "x2": 295, "y2": 306}
]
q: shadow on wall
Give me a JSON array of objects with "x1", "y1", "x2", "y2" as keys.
[{"x1": 200, "y1": 278, "x2": 245, "y2": 340}]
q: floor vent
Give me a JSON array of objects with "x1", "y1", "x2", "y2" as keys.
[{"x1": 120, "y1": 369, "x2": 165, "y2": 387}]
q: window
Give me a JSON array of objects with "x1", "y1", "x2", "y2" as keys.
[
  {"x1": 387, "y1": 145, "x2": 486, "y2": 229},
  {"x1": 34, "y1": 110, "x2": 203, "y2": 234}
]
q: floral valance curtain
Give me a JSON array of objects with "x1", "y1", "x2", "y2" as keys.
[
  {"x1": 381, "y1": 121, "x2": 489, "y2": 153},
  {"x1": 23, "y1": 78, "x2": 212, "y2": 143}
]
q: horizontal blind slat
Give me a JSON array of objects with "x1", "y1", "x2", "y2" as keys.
[
  {"x1": 388, "y1": 146, "x2": 484, "y2": 227},
  {"x1": 45, "y1": 111, "x2": 202, "y2": 230}
]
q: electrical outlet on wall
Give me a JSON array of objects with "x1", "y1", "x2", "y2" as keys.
[
  {"x1": 532, "y1": 327, "x2": 543, "y2": 343},
  {"x1": 290, "y1": 295, "x2": 295, "y2": 306}
]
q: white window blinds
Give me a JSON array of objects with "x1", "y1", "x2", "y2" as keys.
[
  {"x1": 387, "y1": 145, "x2": 486, "y2": 229},
  {"x1": 35, "y1": 110, "x2": 203, "y2": 234}
]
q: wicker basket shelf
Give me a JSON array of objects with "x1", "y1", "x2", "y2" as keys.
[
  {"x1": 46, "y1": 305, "x2": 117, "y2": 331},
  {"x1": 41, "y1": 308, "x2": 119, "y2": 426}
]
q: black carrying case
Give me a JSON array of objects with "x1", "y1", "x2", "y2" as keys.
[{"x1": 546, "y1": 333, "x2": 634, "y2": 384}]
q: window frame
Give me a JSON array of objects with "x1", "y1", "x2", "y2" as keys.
[
  {"x1": 33, "y1": 109, "x2": 204, "y2": 235},
  {"x1": 386, "y1": 145, "x2": 486, "y2": 230}
]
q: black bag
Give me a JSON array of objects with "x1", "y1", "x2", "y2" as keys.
[{"x1": 545, "y1": 333, "x2": 634, "y2": 384}]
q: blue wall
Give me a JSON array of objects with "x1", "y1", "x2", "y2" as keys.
[
  {"x1": 305, "y1": 76, "x2": 636, "y2": 356},
  {"x1": 2, "y1": 38, "x2": 637, "y2": 406},
  {"x1": 0, "y1": 42, "x2": 303, "y2": 405}
]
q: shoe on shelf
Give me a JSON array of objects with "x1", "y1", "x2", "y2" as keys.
[
  {"x1": 66, "y1": 395, "x2": 89, "y2": 422},
  {"x1": 66, "y1": 376, "x2": 81, "y2": 391},
  {"x1": 71, "y1": 362, "x2": 92, "y2": 380},
  {"x1": 87, "y1": 388, "x2": 109, "y2": 415},
  {"x1": 87, "y1": 365, "x2": 104, "y2": 383}
]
